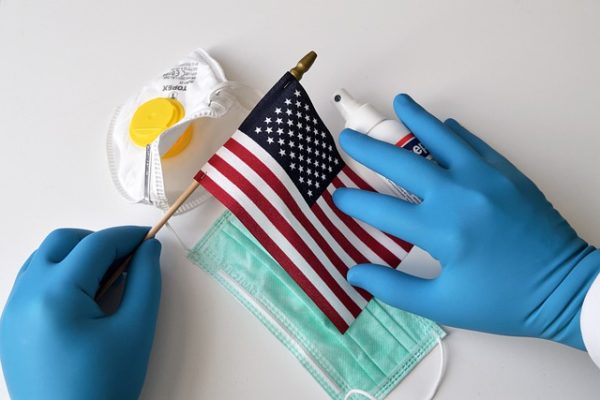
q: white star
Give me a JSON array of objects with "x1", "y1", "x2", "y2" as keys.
[
  {"x1": 276, "y1": 118, "x2": 283, "y2": 124},
  {"x1": 308, "y1": 190, "x2": 313, "y2": 196},
  {"x1": 297, "y1": 122, "x2": 303, "y2": 129},
  {"x1": 299, "y1": 165, "x2": 304, "y2": 172},
  {"x1": 277, "y1": 128, "x2": 284, "y2": 135},
  {"x1": 299, "y1": 155, "x2": 304, "y2": 161},
  {"x1": 278, "y1": 138, "x2": 285, "y2": 145},
  {"x1": 334, "y1": 158, "x2": 339, "y2": 165},
  {"x1": 296, "y1": 111, "x2": 303, "y2": 118},
  {"x1": 321, "y1": 131, "x2": 326, "y2": 138},
  {"x1": 265, "y1": 117, "x2": 272, "y2": 124},
  {"x1": 266, "y1": 127, "x2": 273, "y2": 134},
  {"x1": 254, "y1": 127, "x2": 262, "y2": 134},
  {"x1": 322, "y1": 141, "x2": 327, "y2": 148},
  {"x1": 321, "y1": 173, "x2": 326, "y2": 180},
  {"x1": 275, "y1": 108, "x2": 282, "y2": 114},
  {"x1": 305, "y1": 114, "x2": 310, "y2": 121},
  {"x1": 307, "y1": 147, "x2": 312, "y2": 154},
  {"x1": 328, "y1": 166, "x2": 333, "y2": 172},
  {"x1": 314, "y1": 139, "x2": 320, "y2": 146},
  {"x1": 289, "y1": 141, "x2": 295, "y2": 147},
  {"x1": 315, "y1": 150, "x2": 320, "y2": 156},
  {"x1": 290, "y1": 163, "x2": 296, "y2": 170},
  {"x1": 287, "y1": 120, "x2": 294, "y2": 126},
  {"x1": 313, "y1": 117, "x2": 318, "y2": 125},
  {"x1": 304, "y1": 104, "x2": 310, "y2": 111},
  {"x1": 287, "y1": 130, "x2": 294, "y2": 136},
  {"x1": 279, "y1": 149, "x2": 286, "y2": 156},
  {"x1": 297, "y1": 133, "x2": 304, "y2": 140},
  {"x1": 307, "y1": 179, "x2": 313, "y2": 186},
  {"x1": 306, "y1": 136, "x2": 312, "y2": 143},
  {"x1": 295, "y1": 101, "x2": 302, "y2": 108},
  {"x1": 290, "y1": 152, "x2": 296, "y2": 159},
  {"x1": 286, "y1": 109, "x2": 292, "y2": 116},
  {"x1": 294, "y1": 90, "x2": 301, "y2": 97},
  {"x1": 321, "y1": 152, "x2": 327, "y2": 159},
  {"x1": 285, "y1": 98, "x2": 292, "y2": 105},
  {"x1": 299, "y1": 176, "x2": 304, "y2": 183},
  {"x1": 267, "y1": 136, "x2": 274, "y2": 144},
  {"x1": 315, "y1": 182, "x2": 320, "y2": 188},
  {"x1": 313, "y1": 160, "x2": 319, "y2": 167},
  {"x1": 298, "y1": 143, "x2": 304, "y2": 150},
  {"x1": 307, "y1": 168, "x2": 312, "y2": 175},
  {"x1": 328, "y1": 155, "x2": 332, "y2": 162},
  {"x1": 307, "y1": 157, "x2": 312, "y2": 165},
  {"x1": 306, "y1": 125, "x2": 311, "y2": 132},
  {"x1": 321, "y1": 162, "x2": 326, "y2": 169}
]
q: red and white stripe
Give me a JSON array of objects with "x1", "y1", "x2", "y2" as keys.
[{"x1": 196, "y1": 131, "x2": 412, "y2": 332}]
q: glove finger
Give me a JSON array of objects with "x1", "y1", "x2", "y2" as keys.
[
  {"x1": 339, "y1": 129, "x2": 446, "y2": 198},
  {"x1": 114, "y1": 239, "x2": 161, "y2": 335},
  {"x1": 36, "y1": 228, "x2": 92, "y2": 263},
  {"x1": 444, "y1": 118, "x2": 511, "y2": 167},
  {"x1": 333, "y1": 188, "x2": 434, "y2": 251},
  {"x1": 59, "y1": 226, "x2": 149, "y2": 296},
  {"x1": 393, "y1": 94, "x2": 479, "y2": 168},
  {"x1": 348, "y1": 263, "x2": 442, "y2": 321}
]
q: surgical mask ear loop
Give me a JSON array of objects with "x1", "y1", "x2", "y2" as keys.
[
  {"x1": 343, "y1": 336, "x2": 446, "y2": 400},
  {"x1": 165, "y1": 221, "x2": 192, "y2": 255}
]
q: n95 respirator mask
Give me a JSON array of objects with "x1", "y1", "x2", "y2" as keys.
[{"x1": 107, "y1": 48, "x2": 258, "y2": 214}]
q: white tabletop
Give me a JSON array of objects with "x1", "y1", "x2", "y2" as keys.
[{"x1": 2, "y1": 1, "x2": 600, "y2": 399}]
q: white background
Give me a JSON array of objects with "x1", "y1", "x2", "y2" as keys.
[{"x1": 1, "y1": 0, "x2": 600, "y2": 399}]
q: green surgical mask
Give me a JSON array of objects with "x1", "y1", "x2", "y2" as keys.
[{"x1": 188, "y1": 211, "x2": 445, "y2": 400}]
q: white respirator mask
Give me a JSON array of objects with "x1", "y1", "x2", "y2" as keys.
[{"x1": 107, "y1": 48, "x2": 259, "y2": 214}]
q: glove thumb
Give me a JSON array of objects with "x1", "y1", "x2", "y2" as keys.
[{"x1": 348, "y1": 264, "x2": 441, "y2": 321}]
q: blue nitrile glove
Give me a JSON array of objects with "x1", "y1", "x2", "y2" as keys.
[
  {"x1": 333, "y1": 94, "x2": 600, "y2": 350},
  {"x1": 0, "y1": 226, "x2": 161, "y2": 400}
]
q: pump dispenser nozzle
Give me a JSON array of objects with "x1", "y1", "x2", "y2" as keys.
[{"x1": 331, "y1": 89, "x2": 387, "y2": 134}]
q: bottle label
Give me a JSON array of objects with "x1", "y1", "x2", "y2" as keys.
[{"x1": 395, "y1": 133, "x2": 431, "y2": 159}]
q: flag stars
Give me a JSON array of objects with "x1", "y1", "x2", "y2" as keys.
[
  {"x1": 267, "y1": 137, "x2": 274, "y2": 144},
  {"x1": 287, "y1": 120, "x2": 294, "y2": 126},
  {"x1": 275, "y1": 108, "x2": 282, "y2": 114},
  {"x1": 286, "y1": 109, "x2": 292, "y2": 116},
  {"x1": 277, "y1": 128, "x2": 284, "y2": 135},
  {"x1": 278, "y1": 138, "x2": 285, "y2": 145},
  {"x1": 290, "y1": 163, "x2": 296, "y2": 170},
  {"x1": 285, "y1": 98, "x2": 292, "y2": 105},
  {"x1": 279, "y1": 149, "x2": 286, "y2": 157},
  {"x1": 296, "y1": 111, "x2": 303, "y2": 118},
  {"x1": 287, "y1": 130, "x2": 294, "y2": 136},
  {"x1": 297, "y1": 122, "x2": 303, "y2": 129},
  {"x1": 289, "y1": 141, "x2": 295, "y2": 148},
  {"x1": 255, "y1": 127, "x2": 262, "y2": 134},
  {"x1": 308, "y1": 190, "x2": 313, "y2": 197},
  {"x1": 313, "y1": 118, "x2": 318, "y2": 125},
  {"x1": 265, "y1": 117, "x2": 272, "y2": 124},
  {"x1": 276, "y1": 118, "x2": 283, "y2": 124},
  {"x1": 290, "y1": 151, "x2": 296, "y2": 159},
  {"x1": 295, "y1": 100, "x2": 302, "y2": 107},
  {"x1": 294, "y1": 90, "x2": 301, "y2": 97},
  {"x1": 266, "y1": 127, "x2": 273, "y2": 134}
]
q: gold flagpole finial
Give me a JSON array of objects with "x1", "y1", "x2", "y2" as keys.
[{"x1": 290, "y1": 51, "x2": 317, "y2": 81}]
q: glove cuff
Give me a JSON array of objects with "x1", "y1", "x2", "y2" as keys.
[{"x1": 580, "y1": 250, "x2": 600, "y2": 364}]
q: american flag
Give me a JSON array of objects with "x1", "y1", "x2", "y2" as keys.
[{"x1": 195, "y1": 72, "x2": 412, "y2": 332}]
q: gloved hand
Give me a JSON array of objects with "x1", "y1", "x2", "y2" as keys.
[
  {"x1": 333, "y1": 94, "x2": 600, "y2": 349},
  {"x1": 0, "y1": 226, "x2": 161, "y2": 400}
]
